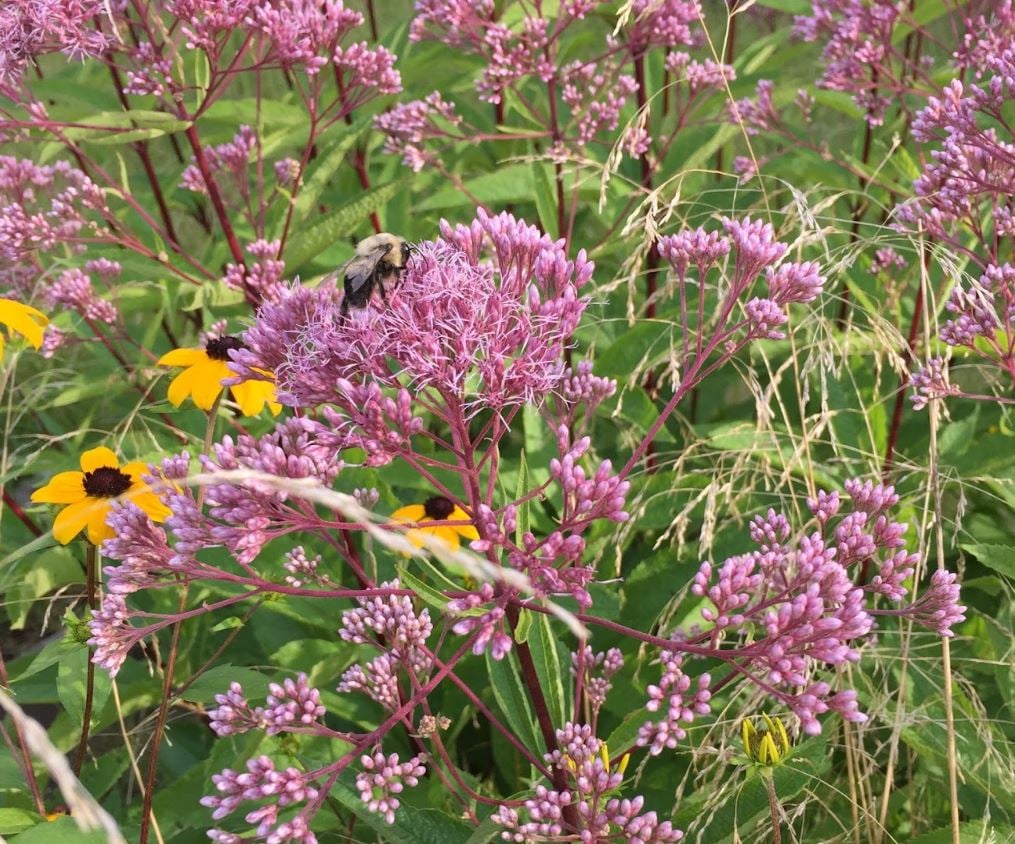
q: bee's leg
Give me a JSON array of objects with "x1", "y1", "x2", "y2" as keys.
[
  {"x1": 340, "y1": 296, "x2": 349, "y2": 320},
  {"x1": 377, "y1": 277, "x2": 389, "y2": 305}
]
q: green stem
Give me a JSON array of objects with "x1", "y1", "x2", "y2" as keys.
[{"x1": 72, "y1": 543, "x2": 98, "y2": 776}]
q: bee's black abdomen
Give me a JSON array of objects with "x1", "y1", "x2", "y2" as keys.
[{"x1": 343, "y1": 276, "x2": 374, "y2": 308}]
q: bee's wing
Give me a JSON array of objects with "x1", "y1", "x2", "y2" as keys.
[{"x1": 343, "y1": 246, "x2": 390, "y2": 294}]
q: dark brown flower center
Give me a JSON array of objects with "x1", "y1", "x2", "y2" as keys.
[
  {"x1": 205, "y1": 335, "x2": 245, "y2": 361},
  {"x1": 82, "y1": 466, "x2": 133, "y2": 498},
  {"x1": 423, "y1": 496, "x2": 455, "y2": 520}
]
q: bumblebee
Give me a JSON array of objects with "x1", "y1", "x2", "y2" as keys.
[{"x1": 340, "y1": 233, "x2": 411, "y2": 315}]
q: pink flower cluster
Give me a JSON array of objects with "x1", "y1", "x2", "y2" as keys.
[
  {"x1": 687, "y1": 478, "x2": 965, "y2": 735},
  {"x1": 494, "y1": 723, "x2": 684, "y2": 843},
  {"x1": 0, "y1": 0, "x2": 110, "y2": 85},
  {"x1": 234, "y1": 209, "x2": 593, "y2": 417}
]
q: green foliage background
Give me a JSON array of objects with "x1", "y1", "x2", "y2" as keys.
[{"x1": 0, "y1": 1, "x2": 1013, "y2": 842}]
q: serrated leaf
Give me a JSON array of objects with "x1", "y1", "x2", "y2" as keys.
[{"x1": 283, "y1": 178, "x2": 407, "y2": 273}]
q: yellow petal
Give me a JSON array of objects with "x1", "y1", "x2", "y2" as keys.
[
  {"x1": 230, "y1": 378, "x2": 278, "y2": 417},
  {"x1": 127, "y1": 489, "x2": 172, "y2": 523},
  {"x1": 405, "y1": 527, "x2": 426, "y2": 550},
  {"x1": 157, "y1": 347, "x2": 207, "y2": 367},
  {"x1": 166, "y1": 364, "x2": 202, "y2": 408},
  {"x1": 31, "y1": 471, "x2": 85, "y2": 504},
  {"x1": 85, "y1": 501, "x2": 115, "y2": 545},
  {"x1": 449, "y1": 505, "x2": 479, "y2": 540},
  {"x1": 191, "y1": 360, "x2": 230, "y2": 410},
  {"x1": 52, "y1": 498, "x2": 99, "y2": 544},
  {"x1": 429, "y1": 526, "x2": 461, "y2": 550},
  {"x1": 80, "y1": 446, "x2": 119, "y2": 473},
  {"x1": 121, "y1": 461, "x2": 151, "y2": 483},
  {"x1": 391, "y1": 504, "x2": 426, "y2": 523},
  {"x1": 0, "y1": 299, "x2": 48, "y2": 349},
  {"x1": 742, "y1": 719, "x2": 755, "y2": 757}
]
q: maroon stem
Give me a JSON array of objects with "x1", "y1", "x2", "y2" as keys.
[
  {"x1": 837, "y1": 68, "x2": 878, "y2": 325},
  {"x1": 0, "y1": 648, "x2": 45, "y2": 815},
  {"x1": 505, "y1": 605, "x2": 578, "y2": 830},
  {"x1": 633, "y1": 52, "x2": 660, "y2": 320},
  {"x1": 2, "y1": 489, "x2": 42, "y2": 536},
  {"x1": 882, "y1": 276, "x2": 925, "y2": 477},
  {"x1": 103, "y1": 60, "x2": 181, "y2": 247},
  {"x1": 72, "y1": 544, "x2": 97, "y2": 776},
  {"x1": 181, "y1": 124, "x2": 254, "y2": 304}
]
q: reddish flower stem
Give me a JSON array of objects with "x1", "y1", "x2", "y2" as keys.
[
  {"x1": 882, "y1": 271, "x2": 925, "y2": 478},
  {"x1": 181, "y1": 124, "x2": 255, "y2": 305},
  {"x1": 505, "y1": 604, "x2": 579, "y2": 831},
  {"x1": 2, "y1": 489, "x2": 42, "y2": 537},
  {"x1": 0, "y1": 649, "x2": 45, "y2": 815}
]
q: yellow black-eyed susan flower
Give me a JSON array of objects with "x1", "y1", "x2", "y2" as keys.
[
  {"x1": 741, "y1": 713, "x2": 791, "y2": 767},
  {"x1": 157, "y1": 335, "x2": 281, "y2": 417},
  {"x1": 0, "y1": 298, "x2": 47, "y2": 361},
  {"x1": 391, "y1": 495, "x2": 479, "y2": 551},
  {"x1": 31, "y1": 446, "x2": 171, "y2": 545}
]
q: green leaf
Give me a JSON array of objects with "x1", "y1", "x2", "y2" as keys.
[
  {"x1": 909, "y1": 821, "x2": 1012, "y2": 843},
  {"x1": 416, "y1": 164, "x2": 536, "y2": 211},
  {"x1": 292, "y1": 120, "x2": 368, "y2": 225},
  {"x1": 486, "y1": 650, "x2": 544, "y2": 755},
  {"x1": 57, "y1": 643, "x2": 111, "y2": 729},
  {"x1": 514, "y1": 449, "x2": 531, "y2": 547},
  {"x1": 513, "y1": 607, "x2": 533, "y2": 643},
  {"x1": 283, "y1": 178, "x2": 408, "y2": 273},
  {"x1": 532, "y1": 161, "x2": 559, "y2": 237},
  {"x1": 960, "y1": 544, "x2": 1015, "y2": 578},
  {"x1": 604, "y1": 709, "x2": 646, "y2": 754},
  {"x1": 0, "y1": 807, "x2": 40, "y2": 835},
  {"x1": 463, "y1": 814, "x2": 503, "y2": 844},
  {"x1": 328, "y1": 778, "x2": 472, "y2": 843},
  {"x1": 528, "y1": 612, "x2": 569, "y2": 729},
  {"x1": 62, "y1": 110, "x2": 191, "y2": 144},
  {"x1": 177, "y1": 665, "x2": 269, "y2": 704},
  {"x1": 755, "y1": 0, "x2": 810, "y2": 12},
  {"x1": 397, "y1": 563, "x2": 455, "y2": 613},
  {"x1": 3, "y1": 814, "x2": 107, "y2": 842}
]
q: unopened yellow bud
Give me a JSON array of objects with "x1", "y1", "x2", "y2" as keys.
[{"x1": 741, "y1": 714, "x2": 792, "y2": 766}]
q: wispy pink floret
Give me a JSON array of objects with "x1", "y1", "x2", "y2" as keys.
[
  {"x1": 246, "y1": 0, "x2": 364, "y2": 75},
  {"x1": 235, "y1": 210, "x2": 592, "y2": 417},
  {"x1": 0, "y1": 0, "x2": 110, "y2": 83}
]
